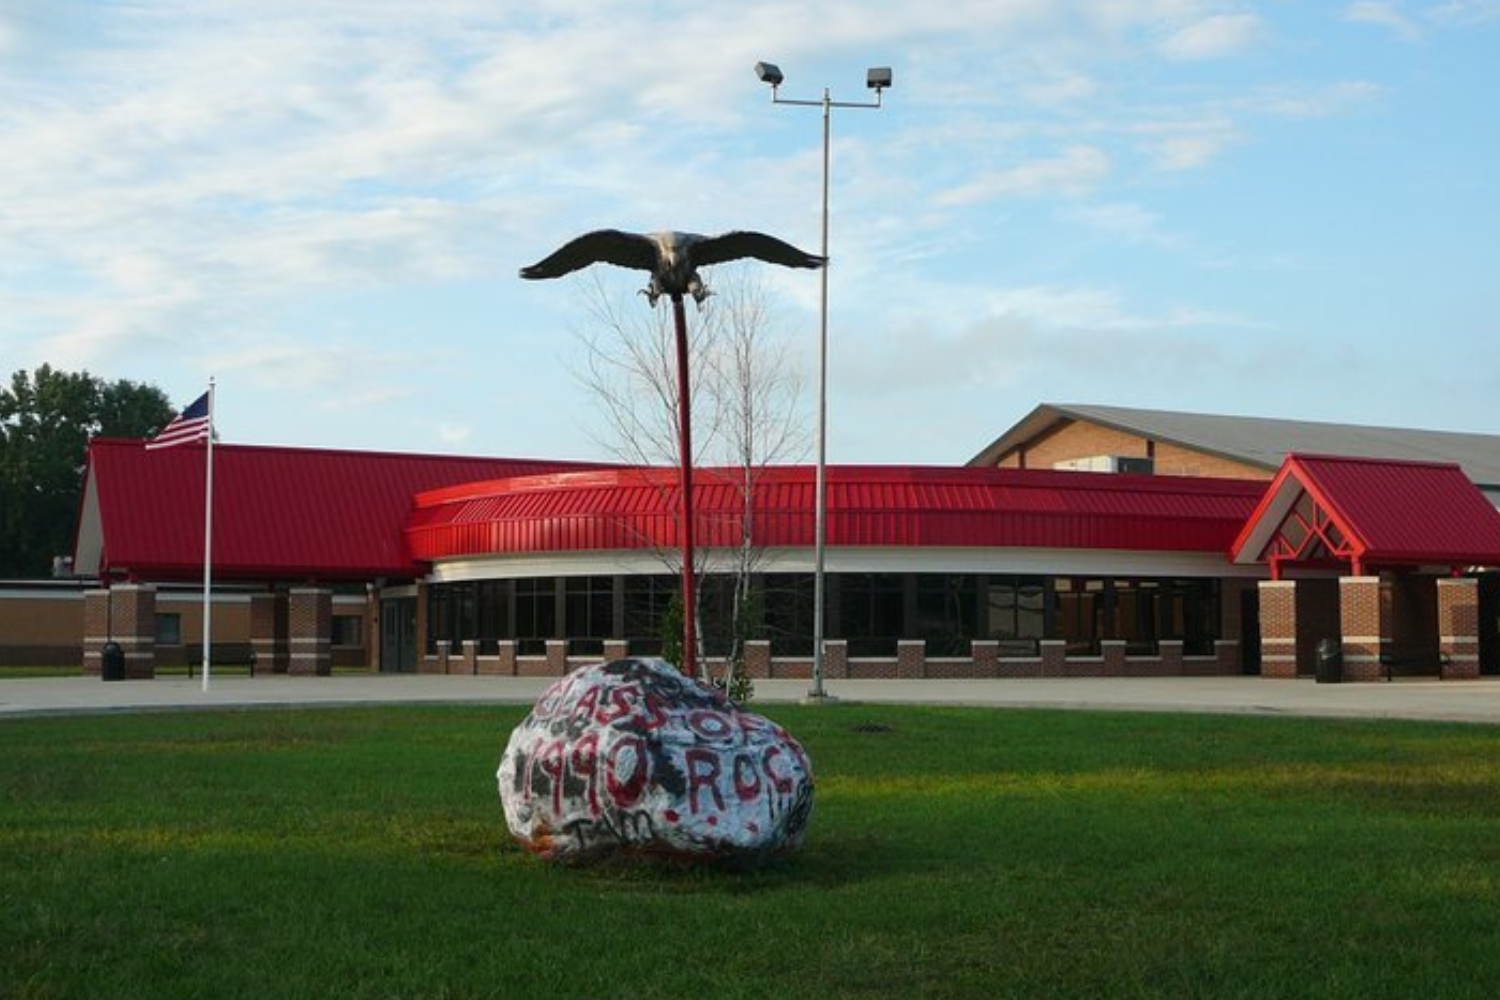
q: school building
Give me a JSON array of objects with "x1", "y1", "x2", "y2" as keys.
[{"x1": 9, "y1": 402, "x2": 1500, "y2": 682}]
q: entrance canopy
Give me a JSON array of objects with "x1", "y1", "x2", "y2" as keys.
[{"x1": 1230, "y1": 454, "x2": 1500, "y2": 577}]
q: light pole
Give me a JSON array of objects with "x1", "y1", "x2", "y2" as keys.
[{"x1": 756, "y1": 61, "x2": 891, "y2": 702}]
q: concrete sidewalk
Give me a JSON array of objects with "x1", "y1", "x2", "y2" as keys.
[{"x1": 4, "y1": 672, "x2": 1500, "y2": 723}]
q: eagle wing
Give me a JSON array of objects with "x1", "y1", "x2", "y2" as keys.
[
  {"x1": 690, "y1": 231, "x2": 826, "y2": 270},
  {"x1": 519, "y1": 230, "x2": 660, "y2": 280}
]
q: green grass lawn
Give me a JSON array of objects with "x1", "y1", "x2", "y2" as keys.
[{"x1": 4, "y1": 705, "x2": 1500, "y2": 999}]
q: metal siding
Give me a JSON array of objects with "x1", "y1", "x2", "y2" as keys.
[
  {"x1": 1292, "y1": 455, "x2": 1500, "y2": 564},
  {"x1": 90, "y1": 439, "x2": 609, "y2": 579},
  {"x1": 405, "y1": 465, "x2": 1266, "y2": 560}
]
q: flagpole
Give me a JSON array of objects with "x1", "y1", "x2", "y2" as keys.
[{"x1": 202, "y1": 378, "x2": 215, "y2": 693}]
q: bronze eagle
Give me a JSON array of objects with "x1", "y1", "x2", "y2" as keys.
[{"x1": 520, "y1": 229, "x2": 825, "y2": 306}]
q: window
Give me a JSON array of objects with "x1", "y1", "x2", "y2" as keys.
[
  {"x1": 515, "y1": 578, "x2": 557, "y2": 641},
  {"x1": 986, "y1": 576, "x2": 1046, "y2": 656},
  {"x1": 762, "y1": 573, "x2": 813, "y2": 656},
  {"x1": 1054, "y1": 578, "x2": 1104, "y2": 655},
  {"x1": 155, "y1": 613, "x2": 182, "y2": 646},
  {"x1": 839, "y1": 573, "x2": 904, "y2": 656},
  {"x1": 623, "y1": 575, "x2": 676, "y2": 655},
  {"x1": 565, "y1": 576, "x2": 614, "y2": 639},
  {"x1": 332, "y1": 615, "x2": 363, "y2": 648},
  {"x1": 915, "y1": 574, "x2": 979, "y2": 656}
]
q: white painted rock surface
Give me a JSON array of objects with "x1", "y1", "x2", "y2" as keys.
[{"x1": 497, "y1": 658, "x2": 814, "y2": 862}]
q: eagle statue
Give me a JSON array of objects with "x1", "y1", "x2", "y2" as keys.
[{"x1": 519, "y1": 229, "x2": 825, "y2": 306}]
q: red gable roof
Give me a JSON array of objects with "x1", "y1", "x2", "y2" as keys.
[
  {"x1": 76, "y1": 439, "x2": 609, "y2": 581},
  {"x1": 1231, "y1": 454, "x2": 1500, "y2": 570},
  {"x1": 406, "y1": 465, "x2": 1266, "y2": 560}
]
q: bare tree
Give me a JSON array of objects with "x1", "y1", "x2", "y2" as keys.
[{"x1": 572, "y1": 265, "x2": 809, "y2": 695}]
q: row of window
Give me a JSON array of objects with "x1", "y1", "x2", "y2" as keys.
[
  {"x1": 425, "y1": 574, "x2": 1222, "y2": 657},
  {"x1": 154, "y1": 614, "x2": 365, "y2": 647}
]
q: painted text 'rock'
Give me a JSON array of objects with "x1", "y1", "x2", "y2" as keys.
[{"x1": 497, "y1": 658, "x2": 814, "y2": 862}]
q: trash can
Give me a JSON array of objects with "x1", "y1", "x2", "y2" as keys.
[
  {"x1": 1316, "y1": 637, "x2": 1342, "y2": 684},
  {"x1": 101, "y1": 641, "x2": 126, "y2": 682}
]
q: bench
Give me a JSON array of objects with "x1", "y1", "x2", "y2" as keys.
[
  {"x1": 1378, "y1": 647, "x2": 1451, "y2": 681},
  {"x1": 186, "y1": 643, "x2": 258, "y2": 677}
]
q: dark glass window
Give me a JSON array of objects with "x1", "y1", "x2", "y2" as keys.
[
  {"x1": 1054, "y1": 578, "x2": 1104, "y2": 655},
  {"x1": 623, "y1": 575, "x2": 675, "y2": 655},
  {"x1": 987, "y1": 576, "x2": 1046, "y2": 655},
  {"x1": 515, "y1": 578, "x2": 556, "y2": 641},
  {"x1": 839, "y1": 573, "x2": 904, "y2": 656},
  {"x1": 763, "y1": 573, "x2": 813, "y2": 656},
  {"x1": 915, "y1": 574, "x2": 979, "y2": 656},
  {"x1": 155, "y1": 613, "x2": 182, "y2": 646},
  {"x1": 332, "y1": 614, "x2": 363, "y2": 647},
  {"x1": 565, "y1": 576, "x2": 615, "y2": 639}
]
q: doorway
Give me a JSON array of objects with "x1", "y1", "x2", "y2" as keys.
[{"x1": 380, "y1": 597, "x2": 417, "y2": 673}]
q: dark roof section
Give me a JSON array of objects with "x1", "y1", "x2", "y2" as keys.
[
  {"x1": 969, "y1": 403, "x2": 1500, "y2": 492},
  {"x1": 75, "y1": 439, "x2": 611, "y2": 581},
  {"x1": 407, "y1": 464, "x2": 1267, "y2": 560},
  {"x1": 1231, "y1": 454, "x2": 1500, "y2": 568}
]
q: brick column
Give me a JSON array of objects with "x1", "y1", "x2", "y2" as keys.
[
  {"x1": 433, "y1": 640, "x2": 451, "y2": 674},
  {"x1": 1040, "y1": 639, "x2": 1066, "y2": 677},
  {"x1": 823, "y1": 639, "x2": 848, "y2": 680},
  {"x1": 1258, "y1": 581, "x2": 1298, "y2": 678},
  {"x1": 457, "y1": 640, "x2": 478, "y2": 675},
  {"x1": 545, "y1": 639, "x2": 568, "y2": 675},
  {"x1": 604, "y1": 640, "x2": 629, "y2": 662},
  {"x1": 249, "y1": 592, "x2": 288, "y2": 675},
  {"x1": 495, "y1": 640, "x2": 517, "y2": 676},
  {"x1": 288, "y1": 587, "x2": 333, "y2": 676},
  {"x1": 972, "y1": 639, "x2": 999, "y2": 679},
  {"x1": 82, "y1": 589, "x2": 110, "y2": 675},
  {"x1": 108, "y1": 584, "x2": 157, "y2": 679},
  {"x1": 1339, "y1": 576, "x2": 1389, "y2": 682},
  {"x1": 1101, "y1": 639, "x2": 1126, "y2": 675},
  {"x1": 744, "y1": 640, "x2": 771, "y2": 679},
  {"x1": 1158, "y1": 639, "x2": 1185, "y2": 676},
  {"x1": 896, "y1": 640, "x2": 925, "y2": 679},
  {"x1": 1215, "y1": 640, "x2": 1240, "y2": 675},
  {"x1": 1437, "y1": 578, "x2": 1481, "y2": 680}
]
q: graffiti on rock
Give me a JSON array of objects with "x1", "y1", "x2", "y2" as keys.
[{"x1": 498, "y1": 658, "x2": 814, "y2": 862}]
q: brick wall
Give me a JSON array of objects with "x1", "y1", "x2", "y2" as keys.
[
  {"x1": 288, "y1": 587, "x2": 332, "y2": 676},
  {"x1": 992, "y1": 418, "x2": 1271, "y2": 480},
  {"x1": 1338, "y1": 576, "x2": 1389, "y2": 682},
  {"x1": 1437, "y1": 578, "x2": 1481, "y2": 680},
  {"x1": 83, "y1": 589, "x2": 110, "y2": 675},
  {"x1": 249, "y1": 592, "x2": 288, "y2": 674},
  {"x1": 1258, "y1": 581, "x2": 1297, "y2": 678},
  {"x1": 999, "y1": 421, "x2": 1147, "y2": 470}
]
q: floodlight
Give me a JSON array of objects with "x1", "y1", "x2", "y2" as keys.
[
  {"x1": 754, "y1": 61, "x2": 784, "y2": 87},
  {"x1": 866, "y1": 66, "x2": 892, "y2": 90}
]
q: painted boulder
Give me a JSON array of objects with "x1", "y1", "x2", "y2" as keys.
[{"x1": 497, "y1": 658, "x2": 814, "y2": 862}]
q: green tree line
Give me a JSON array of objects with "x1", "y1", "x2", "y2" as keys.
[{"x1": 0, "y1": 365, "x2": 176, "y2": 578}]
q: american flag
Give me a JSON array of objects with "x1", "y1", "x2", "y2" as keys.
[{"x1": 145, "y1": 391, "x2": 211, "y2": 450}]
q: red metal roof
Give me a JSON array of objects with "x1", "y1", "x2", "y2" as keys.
[
  {"x1": 406, "y1": 465, "x2": 1266, "y2": 561},
  {"x1": 77, "y1": 439, "x2": 609, "y2": 581},
  {"x1": 1230, "y1": 454, "x2": 1500, "y2": 568}
]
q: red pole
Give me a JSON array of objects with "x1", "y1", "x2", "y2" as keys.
[{"x1": 671, "y1": 293, "x2": 698, "y2": 679}]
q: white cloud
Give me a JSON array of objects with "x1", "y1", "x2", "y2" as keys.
[
  {"x1": 437, "y1": 422, "x2": 473, "y2": 445},
  {"x1": 1429, "y1": 0, "x2": 1500, "y2": 26},
  {"x1": 1160, "y1": 13, "x2": 1267, "y2": 60},
  {"x1": 1249, "y1": 80, "x2": 1383, "y2": 119},
  {"x1": 1063, "y1": 202, "x2": 1175, "y2": 246},
  {"x1": 932, "y1": 146, "x2": 1111, "y2": 207},
  {"x1": 1343, "y1": 1, "x2": 1423, "y2": 39},
  {"x1": 1132, "y1": 117, "x2": 1240, "y2": 170}
]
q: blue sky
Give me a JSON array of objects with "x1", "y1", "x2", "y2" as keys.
[{"x1": 2, "y1": 1, "x2": 1497, "y2": 465}]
